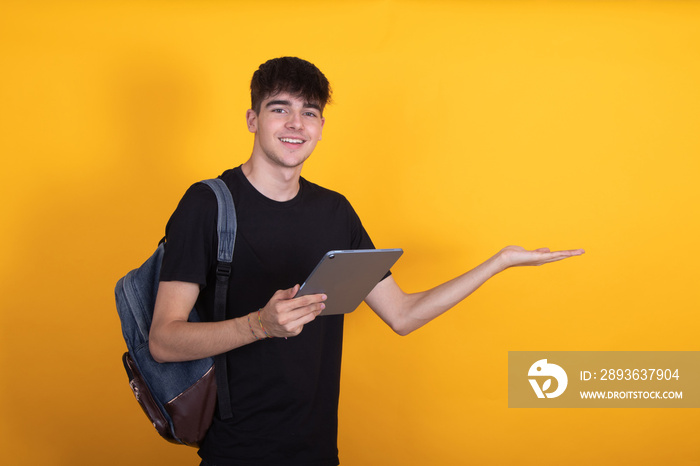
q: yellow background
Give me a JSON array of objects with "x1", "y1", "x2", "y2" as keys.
[{"x1": 2, "y1": 1, "x2": 699, "y2": 464}]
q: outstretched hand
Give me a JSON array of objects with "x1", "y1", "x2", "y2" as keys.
[{"x1": 496, "y1": 245, "x2": 585, "y2": 270}]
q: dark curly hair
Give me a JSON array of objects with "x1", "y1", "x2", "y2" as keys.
[{"x1": 250, "y1": 57, "x2": 332, "y2": 115}]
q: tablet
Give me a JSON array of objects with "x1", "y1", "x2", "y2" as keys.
[{"x1": 296, "y1": 249, "x2": 403, "y2": 316}]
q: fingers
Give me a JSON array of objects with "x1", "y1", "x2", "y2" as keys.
[
  {"x1": 274, "y1": 286, "x2": 326, "y2": 313},
  {"x1": 261, "y1": 286, "x2": 327, "y2": 338},
  {"x1": 538, "y1": 248, "x2": 585, "y2": 263},
  {"x1": 535, "y1": 247, "x2": 585, "y2": 256},
  {"x1": 500, "y1": 246, "x2": 585, "y2": 268},
  {"x1": 279, "y1": 294, "x2": 326, "y2": 321},
  {"x1": 277, "y1": 303, "x2": 325, "y2": 337},
  {"x1": 546, "y1": 248, "x2": 585, "y2": 258}
]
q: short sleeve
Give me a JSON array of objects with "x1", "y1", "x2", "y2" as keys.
[
  {"x1": 347, "y1": 200, "x2": 376, "y2": 250},
  {"x1": 159, "y1": 183, "x2": 218, "y2": 285},
  {"x1": 345, "y1": 198, "x2": 392, "y2": 280}
]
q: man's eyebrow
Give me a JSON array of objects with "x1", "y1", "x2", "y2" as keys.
[
  {"x1": 265, "y1": 99, "x2": 291, "y2": 108},
  {"x1": 304, "y1": 102, "x2": 322, "y2": 111},
  {"x1": 264, "y1": 100, "x2": 322, "y2": 112}
]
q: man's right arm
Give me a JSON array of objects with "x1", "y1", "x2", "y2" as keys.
[
  {"x1": 149, "y1": 281, "x2": 328, "y2": 363},
  {"x1": 149, "y1": 281, "x2": 258, "y2": 363}
]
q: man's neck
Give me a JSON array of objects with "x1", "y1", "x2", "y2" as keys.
[{"x1": 240, "y1": 156, "x2": 303, "y2": 202}]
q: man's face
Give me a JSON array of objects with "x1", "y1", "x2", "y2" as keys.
[{"x1": 247, "y1": 91, "x2": 325, "y2": 169}]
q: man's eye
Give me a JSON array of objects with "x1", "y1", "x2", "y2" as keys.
[
  {"x1": 271, "y1": 108, "x2": 286, "y2": 113},
  {"x1": 304, "y1": 112, "x2": 318, "y2": 117}
]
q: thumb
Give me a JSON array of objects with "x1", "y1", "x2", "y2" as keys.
[
  {"x1": 285, "y1": 284, "x2": 300, "y2": 298},
  {"x1": 272, "y1": 285, "x2": 299, "y2": 301}
]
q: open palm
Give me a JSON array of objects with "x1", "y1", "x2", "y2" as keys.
[{"x1": 498, "y1": 245, "x2": 585, "y2": 268}]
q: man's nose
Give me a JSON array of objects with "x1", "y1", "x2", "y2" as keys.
[{"x1": 285, "y1": 111, "x2": 304, "y2": 130}]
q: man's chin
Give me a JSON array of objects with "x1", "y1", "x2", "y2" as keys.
[{"x1": 265, "y1": 152, "x2": 310, "y2": 170}]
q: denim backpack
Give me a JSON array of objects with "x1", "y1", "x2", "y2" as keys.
[{"x1": 115, "y1": 178, "x2": 235, "y2": 446}]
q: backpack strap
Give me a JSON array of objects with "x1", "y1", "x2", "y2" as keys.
[{"x1": 201, "y1": 178, "x2": 236, "y2": 420}]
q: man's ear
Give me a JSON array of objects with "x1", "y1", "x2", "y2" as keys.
[
  {"x1": 319, "y1": 116, "x2": 325, "y2": 140},
  {"x1": 246, "y1": 109, "x2": 257, "y2": 133}
]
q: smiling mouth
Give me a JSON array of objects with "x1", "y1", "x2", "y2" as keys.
[{"x1": 279, "y1": 137, "x2": 305, "y2": 144}]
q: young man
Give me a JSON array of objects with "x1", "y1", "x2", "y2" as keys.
[{"x1": 149, "y1": 57, "x2": 584, "y2": 466}]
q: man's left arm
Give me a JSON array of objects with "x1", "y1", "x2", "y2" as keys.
[{"x1": 364, "y1": 245, "x2": 584, "y2": 336}]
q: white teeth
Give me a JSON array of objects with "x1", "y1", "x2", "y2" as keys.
[{"x1": 280, "y1": 138, "x2": 304, "y2": 144}]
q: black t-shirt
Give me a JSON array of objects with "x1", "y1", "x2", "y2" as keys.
[{"x1": 160, "y1": 166, "x2": 377, "y2": 466}]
